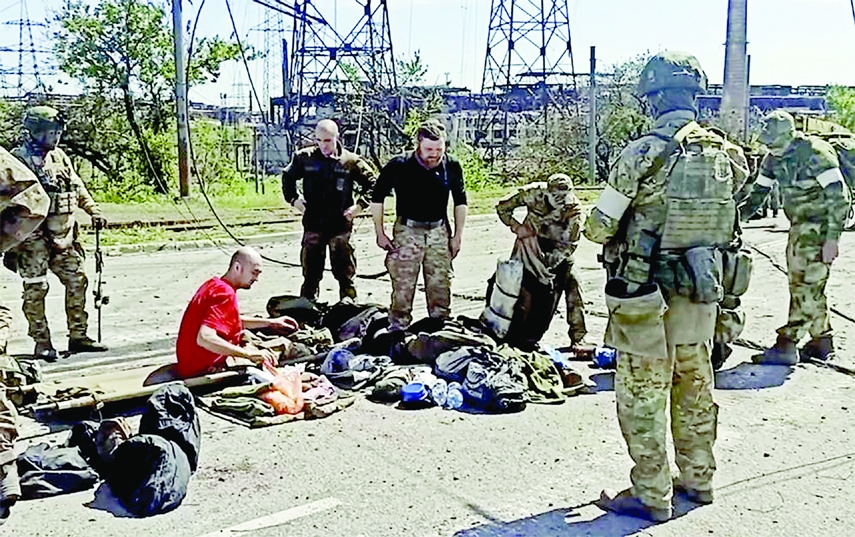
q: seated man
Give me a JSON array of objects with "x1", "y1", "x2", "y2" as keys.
[
  {"x1": 175, "y1": 247, "x2": 298, "y2": 379},
  {"x1": 492, "y1": 173, "x2": 587, "y2": 350}
]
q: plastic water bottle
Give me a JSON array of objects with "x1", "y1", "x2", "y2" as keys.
[
  {"x1": 543, "y1": 344, "x2": 570, "y2": 369},
  {"x1": 430, "y1": 379, "x2": 448, "y2": 407},
  {"x1": 446, "y1": 382, "x2": 464, "y2": 410},
  {"x1": 593, "y1": 347, "x2": 617, "y2": 369}
]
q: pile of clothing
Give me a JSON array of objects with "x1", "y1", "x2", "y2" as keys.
[
  {"x1": 202, "y1": 366, "x2": 355, "y2": 427},
  {"x1": 260, "y1": 296, "x2": 583, "y2": 414}
]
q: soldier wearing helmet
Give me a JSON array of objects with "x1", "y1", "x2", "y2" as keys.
[
  {"x1": 7, "y1": 105, "x2": 108, "y2": 361},
  {"x1": 584, "y1": 52, "x2": 749, "y2": 521},
  {"x1": 493, "y1": 173, "x2": 587, "y2": 350},
  {"x1": 742, "y1": 110, "x2": 850, "y2": 364}
]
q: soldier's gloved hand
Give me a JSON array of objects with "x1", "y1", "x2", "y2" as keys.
[
  {"x1": 821, "y1": 240, "x2": 839, "y2": 264},
  {"x1": 376, "y1": 232, "x2": 394, "y2": 252},
  {"x1": 292, "y1": 198, "x2": 307, "y2": 214},
  {"x1": 92, "y1": 215, "x2": 107, "y2": 229},
  {"x1": 343, "y1": 204, "x2": 360, "y2": 222}
]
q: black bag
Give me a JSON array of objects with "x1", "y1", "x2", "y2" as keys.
[
  {"x1": 139, "y1": 384, "x2": 201, "y2": 471},
  {"x1": 17, "y1": 443, "x2": 99, "y2": 499},
  {"x1": 107, "y1": 435, "x2": 191, "y2": 516}
]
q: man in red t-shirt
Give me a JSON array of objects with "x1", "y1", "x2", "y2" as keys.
[{"x1": 175, "y1": 246, "x2": 298, "y2": 378}]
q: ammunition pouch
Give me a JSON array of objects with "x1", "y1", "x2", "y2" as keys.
[
  {"x1": 49, "y1": 191, "x2": 77, "y2": 215},
  {"x1": 722, "y1": 247, "x2": 752, "y2": 297},
  {"x1": 684, "y1": 246, "x2": 724, "y2": 304},
  {"x1": 604, "y1": 280, "x2": 668, "y2": 358}
]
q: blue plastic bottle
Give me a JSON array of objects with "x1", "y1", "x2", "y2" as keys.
[
  {"x1": 430, "y1": 379, "x2": 448, "y2": 407},
  {"x1": 446, "y1": 382, "x2": 464, "y2": 410}
]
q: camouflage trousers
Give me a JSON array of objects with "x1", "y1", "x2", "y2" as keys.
[
  {"x1": 385, "y1": 221, "x2": 452, "y2": 330},
  {"x1": 300, "y1": 229, "x2": 357, "y2": 300},
  {"x1": 777, "y1": 224, "x2": 832, "y2": 342},
  {"x1": 16, "y1": 234, "x2": 89, "y2": 344},
  {"x1": 615, "y1": 296, "x2": 718, "y2": 510},
  {"x1": 0, "y1": 305, "x2": 10, "y2": 355}
]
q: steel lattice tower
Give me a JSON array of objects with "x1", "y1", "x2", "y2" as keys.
[
  {"x1": 0, "y1": 0, "x2": 54, "y2": 97},
  {"x1": 288, "y1": 0, "x2": 396, "y2": 124},
  {"x1": 481, "y1": 0, "x2": 575, "y2": 92}
]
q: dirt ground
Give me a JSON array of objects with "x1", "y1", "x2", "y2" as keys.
[{"x1": 1, "y1": 212, "x2": 854, "y2": 536}]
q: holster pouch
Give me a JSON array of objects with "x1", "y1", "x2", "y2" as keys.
[
  {"x1": 685, "y1": 246, "x2": 724, "y2": 304},
  {"x1": 622, "y1": 230, "x2": 658, "y2": 286},
  {"x1": 604, "y1": 280, "x2": 668, "y2": 358},
  {"x1": 722, "y1": 247, "x2": 752, "y2": 297}
]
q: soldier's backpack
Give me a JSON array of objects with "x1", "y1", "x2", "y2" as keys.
[{"x1": 815, "y1": 132, "x2": 855, "y2": 229}]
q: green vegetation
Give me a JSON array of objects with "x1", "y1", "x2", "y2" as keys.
[{"x1": 827, "y1": 86, "x2": 855, "y2": 131}]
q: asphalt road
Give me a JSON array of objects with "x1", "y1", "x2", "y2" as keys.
[{"x1": 2, "y1": 214, "x2": 854, "y2": 537}]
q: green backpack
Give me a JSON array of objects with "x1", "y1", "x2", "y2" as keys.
[{"x1": 816, "y1": 132, "x2": 855, "y2": 229}]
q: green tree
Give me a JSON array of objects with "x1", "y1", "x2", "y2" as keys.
[
  {"x1": 54, "y1": 0, "x2": 242, "y2": 193},
  {"x1": 827, "y1": 85, "x2": 855, "y2": 131}
]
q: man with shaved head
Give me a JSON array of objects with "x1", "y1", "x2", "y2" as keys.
[
  {"x1": 175, "y1": 246, "x2": 298, "y2": 379},
  {"x1": 282, "y1": 119, "x2": 377, "y2": 301}
]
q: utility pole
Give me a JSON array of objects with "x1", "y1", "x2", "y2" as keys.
[
  {"x1": 588, "y1": 46, "x2": 597, "y2": 183},
  {"x1": 720, "y1": 0, "x2": 748, "y2": 141},
  {"x1": 172, "y1": 0, "x2": 191, "y2": 197}
]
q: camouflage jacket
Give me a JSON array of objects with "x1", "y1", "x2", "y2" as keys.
[
  {"x1": 744, "y1": 134, "x2": 849, "y2": 243},
  {"x1": 0, "y1": 146, "x2": 49, "y2": 253},
  {"x1": 497, "y1": 182, "x2": 581, "y2": 284},
  {"x1": 282, "y1": 144, "x2": 377, "y2": 234},
  {"x1": 12, "y1": 142, "x2": 102, "y2": 248},
  {"x1": 584, "y1": 110, "x2": 748, "y2": 277}
]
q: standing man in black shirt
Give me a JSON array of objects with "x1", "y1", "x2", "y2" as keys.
[
  {"x1": 282, "y1": 119, "x2": 377, "y2": 300},
  {"x1": 370, "y1": 119, "x2": 468, "y2": 330}
]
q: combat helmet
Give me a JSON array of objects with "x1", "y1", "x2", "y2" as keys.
[
  {"x1": 637, "y1": 51, "x2": 708, "y2": 97},
  {"x1": 759, "y1": 110, "x2": 796, "y2": 148},
  {"x1": 23, "y1": 105, "x2": 65, "y2": 134}
]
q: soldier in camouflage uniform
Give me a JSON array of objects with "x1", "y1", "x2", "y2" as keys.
[
  {"x1": 9, "y1": 106, "x2": 108, "y2": 361},
  {"x1": 584, "y1": 52, "x2": 749, "y2": 522},
  {"x1": 0, "y1": 145, "x2": 50, "y2": 524},
  {"x1": 371, "y1": 120, "x2": 467, "y2": 330},
  {"x1": 494, "y1": 173, "x2": 587, "y2": 349},
  {"x1": 282, "y1": 119, "x2": 377, "y2": 300},
  {"x1": 744, "y1": 111, "x2": 850, "y2": 365}
]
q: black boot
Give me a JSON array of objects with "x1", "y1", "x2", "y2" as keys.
[
  {"x1": 673, "y1": 480, "x2": 714, "y2": 505},
  {"x1": 753, "y1": 335, "x2": 798, "y2": 366},
  {"x1": 68, "y1": 336, "x2": 108, "y2": 353},
  {"x1": 33, "y1": 341, "x2": 57, "y2": 362},
  {"x1": 800, "y1": 335, "x2": 834, "y2": 362}
]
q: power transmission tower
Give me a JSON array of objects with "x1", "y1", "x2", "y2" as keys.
[
  {"x1": 480, "y1": 0, "x2": 578, "y2": 156},
  {"x1": 287, "y1": 0, "x2": 396, "y2": 126},
  {"x1": 0, "y1": 0, "x2": 54, "y2": 98},
  {"x1": 481, "y1": 0, "x2": 575, "y2": 92}
]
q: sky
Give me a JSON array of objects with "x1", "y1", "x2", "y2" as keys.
[{"x1": 2, "y1": 0, "x2": 854, "y2": 105}]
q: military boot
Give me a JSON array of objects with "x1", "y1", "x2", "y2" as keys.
[
  {"x1": 33, "y1": 341, "x2": 57, "y2": 362},
  {"x1": 595, "y1": 489, "x2": 672, "y2": 522},
  {"x1": 673, "y1": 479, "x2": 714, "y2": 505},
  {"x1": 753, "y1": 335, "x2": 798, "y2": 366},
  {"x1": 67, "y1": 336, "x2": 108, "y2": 353},
  {"x1": 800, "y1": 335, "x2": 834, "y2": 362}
]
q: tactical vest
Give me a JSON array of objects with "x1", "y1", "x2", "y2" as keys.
[{"x1": 621, "y1": 122, "x2": 736, "y2": 287}]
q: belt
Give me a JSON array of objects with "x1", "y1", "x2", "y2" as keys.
[{"x1": 398, "y1": 217, "x2": 445, "y2": 229}]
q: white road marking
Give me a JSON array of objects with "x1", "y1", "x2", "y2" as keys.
[{"x1": 197, "y1": 497, "x2": 342, "y2": 537}]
